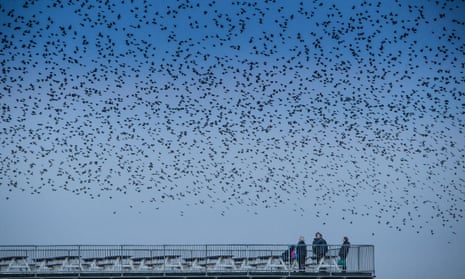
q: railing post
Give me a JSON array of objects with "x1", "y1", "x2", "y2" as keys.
[
  {"x1": 78, "y1": 245, "x2": 81, "y2": 272},
  {"x1": 122, "y1": 244, "x2": 126, "y2": 273},
  {"x1": 34, "y1": 245, "x2": 37, "y2": 276},
  {"x1": 205, "y1": 244, "x2": 208, "y2": 274},
  {"x1": 163, "y1": 244, "x2": 166, "y2": 273},
  {"x1": 372, "y1": 245, "x2": 375, "y2": 275},
  {"x1": 246, "y1": 244, "x2": 249, "y2": 274}
]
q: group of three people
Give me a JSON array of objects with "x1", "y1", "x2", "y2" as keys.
[{"x1": 288, "y1": 233, "x2": 350, "y2": 272}]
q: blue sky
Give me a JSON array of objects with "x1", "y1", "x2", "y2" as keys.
[{"x1": 1, "y1": 0, "x2": 464, "y2": 278}]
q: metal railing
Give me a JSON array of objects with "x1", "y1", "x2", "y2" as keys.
[{"x1": 0, "y1": 244, "x2": 374, "y2": 276}]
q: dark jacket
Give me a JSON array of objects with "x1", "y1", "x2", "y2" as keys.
[
  {"x1": 338, "y1": 240, "x2": 350, "y2": 259},
  {"x1": 312, "y1": 237, "x2": 328, "y2": 257},
  {"x1": 296, "y1": 240, "x2": 307, "y2": 260},
  {"x1": 281, "y1": 245, "x2": 295, "y2": 262}
]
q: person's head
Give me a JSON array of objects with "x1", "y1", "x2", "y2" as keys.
[
  {"x1": 343, "y1": 236, "x2": 349, "y2": 242},
  {"x1": 299, "y1": 236, "x2": 305, "y2": 241},
  {"x1": 315, "y1": 232, "x2": 322, "y2": 238}
]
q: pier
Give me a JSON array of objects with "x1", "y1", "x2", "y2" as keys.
[{"x1": 0, "y1": 244, "x2": 374, "y2": 279}]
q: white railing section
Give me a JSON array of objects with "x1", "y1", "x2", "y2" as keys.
[{"x1": 0, "y1": 244, "x2": 374, "y2": 275}]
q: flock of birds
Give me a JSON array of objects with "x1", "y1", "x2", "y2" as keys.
[{"x1": 0, "y1": 0, "x2": 464, "y2": 238}]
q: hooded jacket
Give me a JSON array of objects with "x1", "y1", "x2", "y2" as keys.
[
  {"x1": 339, "y1": 239, "x2": 350, "y2": 259},
  {"x1": 312, "y1": 237, "x2": 328, "y2": 257}
]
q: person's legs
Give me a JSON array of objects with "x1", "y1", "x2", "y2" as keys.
[{"x1": 298, "y1": 257, "x2": 305, "y2": 271}]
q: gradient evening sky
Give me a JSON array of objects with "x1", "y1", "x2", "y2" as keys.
[{"x1": 1, "y1": 0, "x2": 464, "y2": 278}]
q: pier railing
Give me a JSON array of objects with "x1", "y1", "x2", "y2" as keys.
[{"x1": 0, "y1": 244, "x2": 374, "y2": 276}]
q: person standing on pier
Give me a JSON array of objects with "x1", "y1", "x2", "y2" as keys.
[
  {"x1": 338, "y1": 236, "x2": 350, "y2": 271},
  {"x1": 312, "y1": 232, "x2": 328, "y2": 264},
  {"x1": 296, "y1": 236, "x2": 307, "y2": 271}
]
